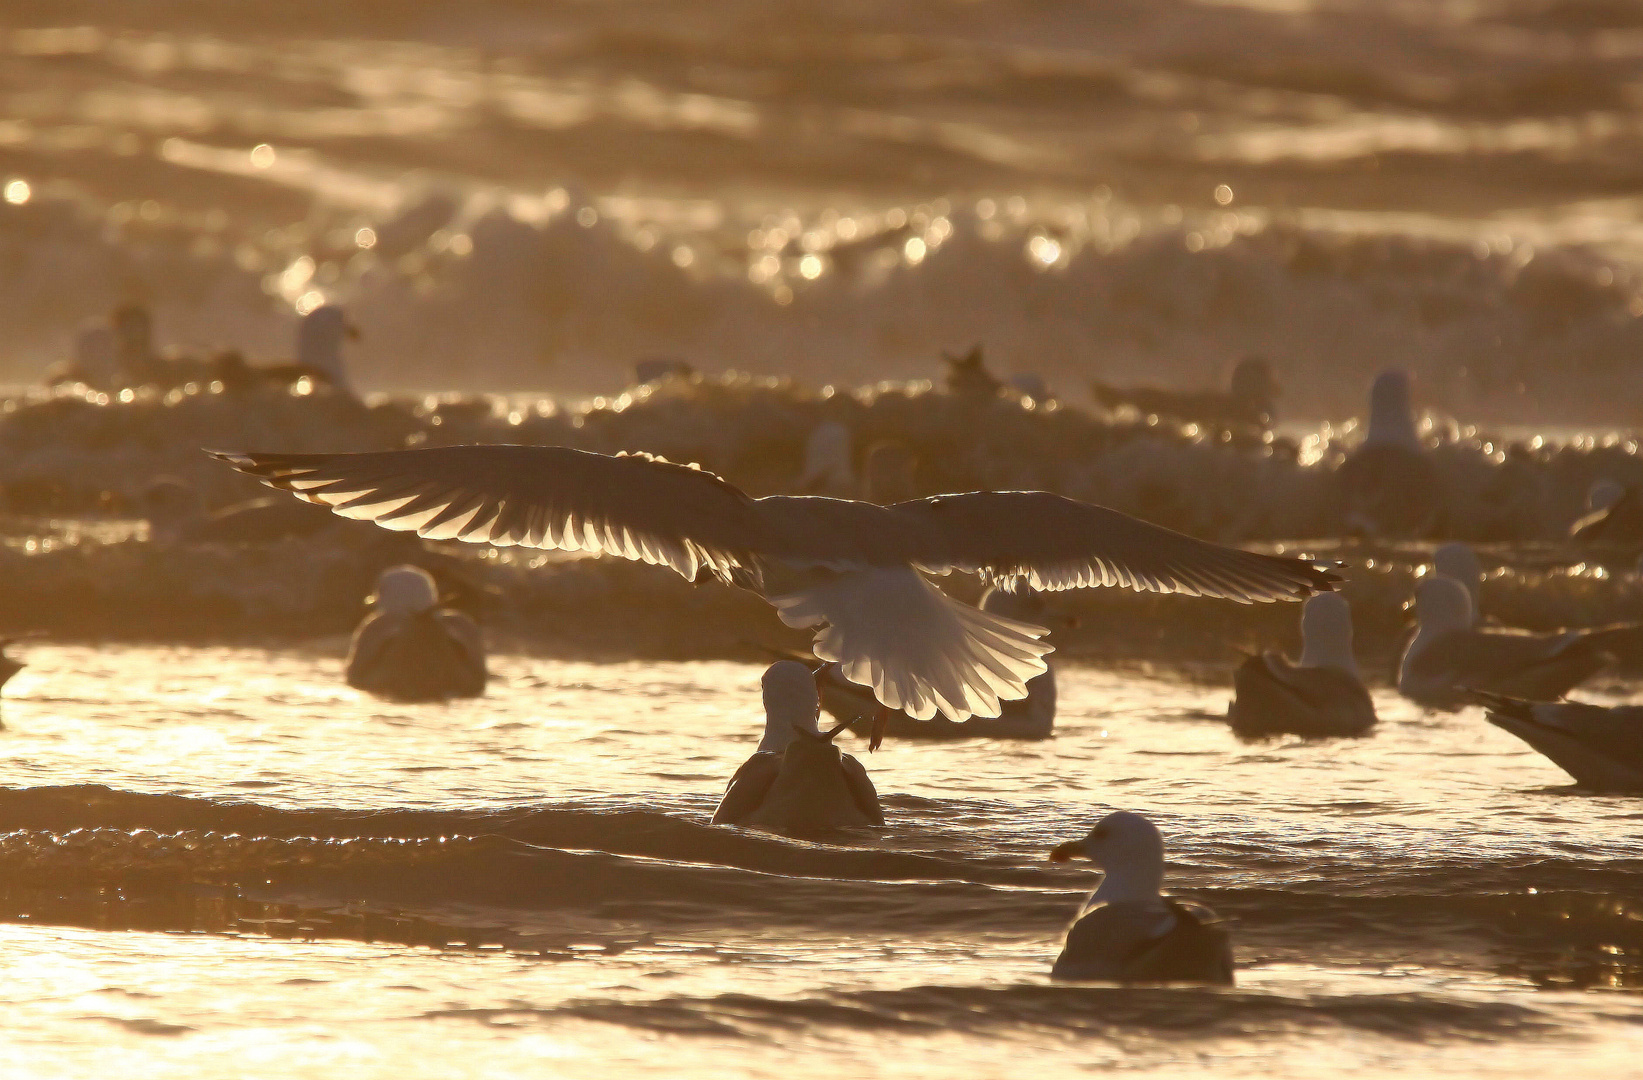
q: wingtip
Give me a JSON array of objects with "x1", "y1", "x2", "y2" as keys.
[
  {"x1": 1466, "y1": 688, "x2": 1532, "y2": 721},
  {"x1": 203, "y1": 448, "x2": 251, "y2": 466}
]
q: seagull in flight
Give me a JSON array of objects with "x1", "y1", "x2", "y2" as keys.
[{"x1": 210, "y1": 444, "x2": 1339, "y2": 724}]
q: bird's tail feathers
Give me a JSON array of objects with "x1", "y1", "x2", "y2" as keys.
[{"x1": 769, "y1": 567, "x2": 1052, "y2": 722}]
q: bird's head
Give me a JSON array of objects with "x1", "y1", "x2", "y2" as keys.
[
  {"x1": 758, "y1": 660, "x2": 821, "y2": 753},
  {"x1": 1412, "y1": 575, "x2": 1471, "y2": 635},
  {"x1": 1049, "y1": 810, "x2": 1163, "y2": 870},
  {"x1": 371, "y1": 565, "x2": 439, "y2": 617}
]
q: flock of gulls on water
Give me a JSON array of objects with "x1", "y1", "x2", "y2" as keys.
[{"x1": 11, "y1": 298, "x2": 1643, "y2": 984}]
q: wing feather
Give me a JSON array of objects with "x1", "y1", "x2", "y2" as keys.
[
  {"x1": 893, "y1": 492, "x2": 1337, "y2": 603},
  {"x1": 207, "y1": 445, "x2": 766, "y2": 583}
]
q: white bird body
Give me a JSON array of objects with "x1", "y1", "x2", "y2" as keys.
[
  {"x1": 815, "y1": 585, "x2": 1059, "y2": 740},
  {"x1": 211, "y1": 444, "x2": 1337, "y2": 722},
  {"x1": 1049, "y1": 811, "x2": 1233, "y2": 985}
]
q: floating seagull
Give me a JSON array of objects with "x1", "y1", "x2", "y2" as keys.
[
  {"x1": 1091, "y1": 355, "x2": 1278, "y2": 432},
  {"x1": 1569, "y1": 479, "x2": 1643, "y2": 551},
  {"x1": 1399, "y1": 576, "x2": 1643, "y2": 708},
  {"x1": 815, "y1": 585, "x2": 1061, "y2": 741},
  {"x1": 1336, "y1": 370, "x2": 1440, "y2": 538},
  {"x1": 1475, "y1": 692, "x2": 1643, "y2": 792},
  {"x1": 712, "y1": 661, "x2": 883, "y2": 831},
  {"x1": 1048, "y1": 811, "x2": 1234, "y2": 985},
  {"x1": 346, "y1": 565, "x2": 487, "y2": 702},
  {"x1": 210, "y1": 444, "x2": 1338, "y2": 723},
  {"x1": 1227, "y1": 592, "x2": 1376, "y2": 739},
  {"x1": 207, "y1": 304, "x2": 360, "y2": 396}
]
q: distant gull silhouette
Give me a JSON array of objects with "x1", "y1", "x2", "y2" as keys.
[
  {"x1": 712, "y1": 661, "x2": 883, "y2": 831},
  {"x1": 1091, "y1": 354, "x2": 1278, "y2": 432},
  {"x1": 1569, "y1": 479, "x2": 1643, "y2": 551},
  {"x1": 1475, "y1": 692, "x2": 1643, "y2": 792},
  {"x1": 210, "y1": 444, "x2": 1339, "y2": 723},
  {"x1": 346, "y1": 565, "x2": 487, "y2": 702},
  {"x1": 1049, "y1": 810, "x2": 1234, "y2": 985},
  {"x1": 1337, "y1": 370, "x2": 1440, "y2": 538},
  {"x1": 1227, "y1": 592, "x2": 1376, "y2": 739}
]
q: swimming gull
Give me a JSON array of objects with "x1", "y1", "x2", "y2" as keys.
[
  {"x1": 1048, "y1": 810, "x2": 1234, "y2": 984},
  {"x1": 712, "y1": 661, "x2": 883, "y2": 831},
  {"x1": 142, "y1": 477, "x2": 341, "y2": 546},
  {"x1": 1570, "y1": 479, "x2": 1643, "y2": 550},
  {"x1": 346, "y1": 565, "x2": 487, "y2": 702},
  {"x1": 210, "y1": 443, "x2": 1339, "y2": 722},
  {"x1": 1475, "y1": 692, "x2": 1643, "y2": 792},
  {"x1": 1399, "y1": 576, "x2": 1643, "y2": 708},
  {"x1": 1227, "y1": 591, "x2": 1376, "y2": 739},
  {"x1": 1336, "y1": 370, "x2": 1440, "y2": 538},
  {"x1": 1090, "y1": 354, "x2": 1278, "y2": 432}
]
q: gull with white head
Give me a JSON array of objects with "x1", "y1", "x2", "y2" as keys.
[
  {"x1": 1048, "y1": 811, "x2": 1233, "y2": 984},
  {"x1": 712, "y1": 661, "x2": 883, "y2": 832},
  {"x1": 346, "y1": 565, "x2": 487, "y2": 702},
  {"x1": 210, "y1": 443, "x2": 1339, "y2": 724},
  {"x1": 1570, "y1": 478, "x2": 1643, "y2": 550},
  {"x1": 1336, "y1": 370, "x2": 1440, "y2": 538},
  {"x1": 1399, "y1": 576, "x2": 1643, "y2": 708},
  {"x1": 295, "y1": 305, "x2": 358, "y2": 395},
  {"x1": 1227, "y1": 591, "x2": 1376, "y2": 739},
  {"x1": 1090, "y1": 354, "x2": 1278, "y2": 432}
]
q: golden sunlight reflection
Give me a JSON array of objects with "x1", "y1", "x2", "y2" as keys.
[{"x1": 5, "y1": 3, "x2": 1643, "y2": 1076}]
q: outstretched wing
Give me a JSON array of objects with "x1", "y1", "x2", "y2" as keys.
[
  {"x1": 891, "y1": 491, "x2": 1338, "y2": 603},
  {"x1": 209, "y1": 445, "x2": 766, "y2": 583}
]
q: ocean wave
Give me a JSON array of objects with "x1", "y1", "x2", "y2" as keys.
[
  {"x1": 551, "y1": 985, "x2": 1559, "y2": 1042},
  {"x1": 0, "y1": 785, "x2": 1638, "y2": 989}
]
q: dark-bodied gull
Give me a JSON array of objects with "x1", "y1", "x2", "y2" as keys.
[
  {"x1": 1227, "y1": 591, "x2": 1376, "y2": 739},
  {"x1": 0, "y1": 639, "x2": 24, "y2": 732},
  {"x1": 713, "y1": 661, "x2": 883, "y2": 831},
  {"x1": 1400, "y1": 576, "x2": 1643, "y2": 709},
  {"x1": 1048, "y1": 810, "x2": 1234, "y2": 984},
  {"x1": 1475, "y1": 692, "x2": 1643, "y2": 792},
  {"x1": 346, "y1": 565, "x2": 487, "y2": 702},
  {"x1": 209, "y1": 444, "x2": 1339, "y2": 722},
  {"x1": 1091, "y1": 354, "x2": 1278, "y2": 433},
  {"x1": 1336, "y1": 370, "x2": 1440, "y2": 538}
]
